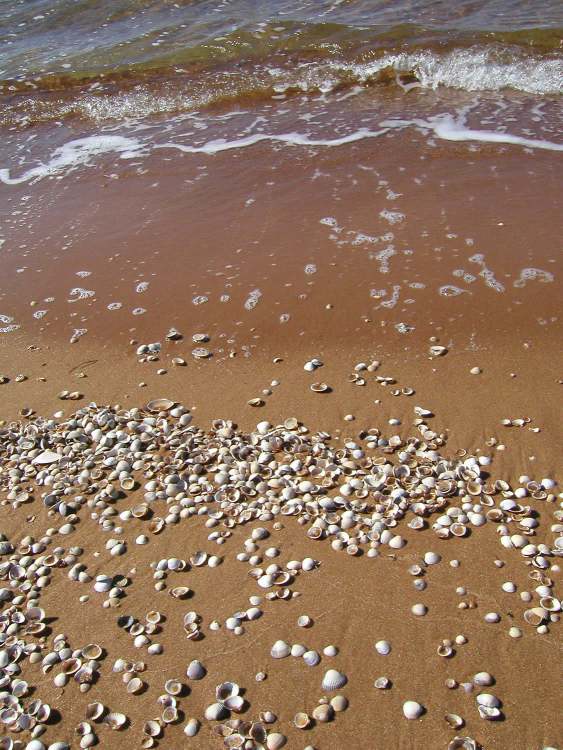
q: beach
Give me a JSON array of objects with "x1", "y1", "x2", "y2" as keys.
[{"x1": 0, "y1": 1, "x2": 562, "y2": 748}]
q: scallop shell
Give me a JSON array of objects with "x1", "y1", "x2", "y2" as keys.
[
  {"x1": 186, "y1": 660, "x2": 206, "y2": 680},
  {"x1": 321, "y1": 669, "x2": 347, "y2": 692},
  {"x1": 146, "y1": 399, "x2": 175, "y2": 413}
]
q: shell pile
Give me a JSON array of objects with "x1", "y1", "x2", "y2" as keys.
[{"x1": 0, "y1": 400, "x2": 560, "y2": 749}]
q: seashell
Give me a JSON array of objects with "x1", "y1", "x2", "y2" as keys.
[
  {"x1": 85, "y1": 702, "x2": 105, "y2": 721},
  {"x1": 80, "y1": 734, "x2": 96, "y2": 749},
  {"x1": 291, "y1": 644, "x2": 307, "y2": 657},
  {"x1": 312, "y1": 704, "x2": 334, "y2": 723},
  {"x1": 127, "y1": 677, "x2": 144, "y2": 694},
  {"x1": 192, "y1": 347, "x2": 211, "y2": 359},
  {"x1": 321, "y1": 669, "x2": 347, "y2": 691},
  {"x1": 216, "y1": 682, "x2": 240, "y2": 703},
  {"x1": 143, "y1": 720, "x2": 162, "y2": 737},
  {"x1": 81, "y1": 644, "x2": 102, "y2": 660},
  {"x1": 190, "y1": 551, "x2": 207, "y2": 567},
  {"x1": 293, "y1": 712, "x2": 311, "y2": 729},
  {"x1": 411, "y1": 603, "x2": 427, "y2": 617},
  {"x1": 473, "y1": 672, "x2": 494, "y2": 687},
  {"x1": 423, "y1": 551, "x2": 441, "y2": 565},
  {"x1": 375, "y1": 640, "x2": 391, "y2": 655},
  {"x1": 266, "y1": 733, "x2": 287, "y2": 750},
  {"x1": 61, "y1": 657, "x2": 82, "y2": 675},
  {"x1": 184, "y1": 718, "x2": 200, "y2": 737},
  {"x1": 162, "y1": 706, "x2": 179, "y2": 724},
  {"x1": 437, "y1": 644, "x2": 454, "y2": 658},
  {"x1": 310, "y1": 382, "x2": 330, "y2": 393},
  {"x1": 523, "y1": 607, "x2": 547, "y2": 626},
  {"x1": 165, "y1": 679, "x2": 182, "y2": 696},
  {"x1": 448, "y1": 739, "x2": 478, "y2": 750},
  {"x1": 104, "y1": 712, "x2": 126, "y2": 730},
  {"x1": 204, "y1": 702, "x2": 228, "y2": 721},
  {"x1": 297, "y1": 615, "x2": 312, "y2": 628},
  {"x1": 186, "y1": 660, "x2": 206, "y2": 680},
  {"x1": 303, "y1": 650, "x2": 321, "y2": 667},
  {"x1": 374, "y1": 676, "x2": 391, "y2": 689},
  {"x1": 330, "y1": 695, "x2": 348, "y2": 712},
  {"x1": 450, "y1": 523, "x2": 467, "y2": 537},
  {"x1": 224, "y1": 695, "x2": 245, "y2": 713},
  {"x1": 445, "y1": 713, "x2": 465, "y2": 729},
  {"x1": 539, "y1": 596, "x2": 561, "y2": 612},
  {"x1": 270, "y1": 640, "x2": 291, "y2": 659},
  {"x1": 478, "y1": 705, "x2": 501, "y2": 720},
  {"x1": 403, "y1": 700, "x2": 424, "y2": 720},
  {"x1": 170, "y1": 586, "x2": 191, "y2": 600},
  {"x1": 476, "y1": 693, "x2": 500, "y2": 708},
  {"x1": 146, "y1": 399, "x2": 175, "y2": 413}
]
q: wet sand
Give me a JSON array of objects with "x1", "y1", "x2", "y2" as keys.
[{"x1": 0, "y1": 123, "x2": 562, "y2": 750}]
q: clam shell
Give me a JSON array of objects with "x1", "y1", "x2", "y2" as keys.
[
  {"x1": 81, "y1": 644, "x2": 102, "y2": 660},
  {"x1": 143, "y1": 720, "x2": 162, "y2": 737},
  {"x1": 448, "y1": 739, "x2": 478, "y2": 750},
  {"x1": 310, "y1": 382, "x2": 330, "y2": 393},
  {"x1": 403, "y1": 700, "x2": 424, "y2": 720},
  {"x1": 104, "y1": 711, "x2": 126, "y2": 730},
  {"x1": 321, "y1": 669, "x2": 347, "y2": 692},
  {"x1": 374, "y1": 676, "x2": 391, "y2": 689},
  {"x1": 184, "y1": 718, "x2": 200, "y2": 737},
  {"x1": 204, "y1": 702, "x2": 228, "y2": 721},
  {"x1": 165, "y1": 679, "x2": 182, "y2": 696},
  {"x1": 445, "y1": 713, "x2": 465, "y2": 729},
  {"x1": 270, "y1": 640, "x2": 290, "y2": 659},
  {"x1": 216, "y1": 682, "x2": 239, "y2": 702},
  {"x1": 303, "y1": 650, "x2": 321, "y2": 667},
  {"x1": 312, "y1": 704, "x2": 334, "y2": 723},
  {"x1": 186, "y1": 660, "x2": 206, "y2": 680},
  {"x1": 266, "y1": 733, "x2": 286, "y2": 750},
  {"x1": 146, "y1": 399, "x2": 175, "y2": 413},
  {"x1": 330, "y1": 695, "x2": 348, "y2": 712},
  {"x1": 293, "y1": 712, "x2": 311, "y2": 729},
  {"x1": 375, "y1": 640, "x2": 391, "y2": 655}
]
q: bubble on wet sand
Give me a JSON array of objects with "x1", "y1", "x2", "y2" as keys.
[
  {"x1": 135, "y1": 281, "x2": 150, "y2": 294},
  {"x1": 244, "y1": 289, "x2": 263, "y2": 311},
  {"x1": 192, "y1": 295, "x2": 209, "y2": 306},
  {"x1": 439, "y1": 285, "x2": 470, "y2": 297}
]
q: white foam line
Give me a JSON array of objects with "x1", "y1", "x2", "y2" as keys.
[
  {"x1": 380, "y1": 115, "x2": 563, "y2": 152},
  {"x1": 154, "y1": 128, "x2": 389, "y2": 155},
  {"x1": 0, "y1": 135, "x2": 144, "y2": 185}
]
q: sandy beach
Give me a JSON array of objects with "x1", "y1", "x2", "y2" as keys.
[{"x1": 1, "y1": 2, "x2": 562, "y2": 749}]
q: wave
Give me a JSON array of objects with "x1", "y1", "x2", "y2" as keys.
[
  {"x1": 1, "y1": 114, "x2": 561, "y2": 185},
  {"x1": 1, "y1": 44, "x2": 561, "y2": 128}
]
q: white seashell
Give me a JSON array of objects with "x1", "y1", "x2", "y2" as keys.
[
  {"x1": 312, "y1": 704, "x2": 334, "y2": 723},
  {"x1": 375, "y1": 640, "x2": 391, "y2": 655},
  {"x1": 186, "y1": 660, "x2": 206, "y2": 680},
  {"x1": 266, "y1": 733, "x2": 286, "y2": 750},
  {"x1": 291, "y1": 644, "x2": 307, "y2": 657},
  {"x1": 104, "y1": 712, "x2": 126, "y2": 730},
  {"x1": 321, "y1": 669, "x2": 347, "y2": 691},
  {"x1": 303, "y1": 650, "x2": 320, "y2": 667},
  {"x1": 204, "y1": 703, "x2": 228, "y2": 721},
  {"x1": 54, "y1": 673, "x2": 68, "y2": 688},
  {"x1": 85, "y1": 702, "x2": 105, "y2": 721},
  {"x1": 403, "y1": 700, "x2": 424, "y2": 720},
  {"x1": 323, "y1": 645, "x2": 338, "y2": 657},
  {"x1": 184, "y1": 718, "x2": 200, "y2": 737},
  {"x1": 330, "y1": 695, "x2": 349, "y2": 712},
  {"x1": 411, "y1": 603, "x2": 427, "y2": 617},
  {"x1": 294, "y1": 712, "x2": 311, "y2": 729},
  {"x1": 216, "y1": 681, "x2": 239, "y2": 702},
  {"x1": 476, "y1": 693, "x2": 500, "y2": 708},
  {"x1": 473, "y1": 672, "x2": 494, "y2": 687},
  {"x1": 270, "y1": 640, "x2": 290, "y2": 659},
  {"x1": 423, "y1": 551, "x2": 441, "y2": 565},
  {"x1": 374, "y1": 676, "x2": 391, "y2": 689}
]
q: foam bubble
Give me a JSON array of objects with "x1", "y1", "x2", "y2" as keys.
[
  {"x1": 513, "y1": 268, "x2": 555, "y2": 288},
  {"x1": 380, "y1": 209, "x2": 405, "y2": 225},
  {"x1": 439, "y1": 285, "x2": 470, "y2": 297},
  {"x1": 304, "y1": 264, "x2": 317, "y2": 275},
  {"x1": 135, "y1": 282, "x2": 150, "y2": 293},
  {"x1": 192, "y1": 295, "x2": 208, "y2": 306},
  {"x1": 244, "y1": 289, "x2": 262, "y2": 311},
  {"x1": 68, "y1": 288, "x2": 95, "y2": 302},
  {"x1": 0, "y1": 314, "x2": 19, "y2": 334}
]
